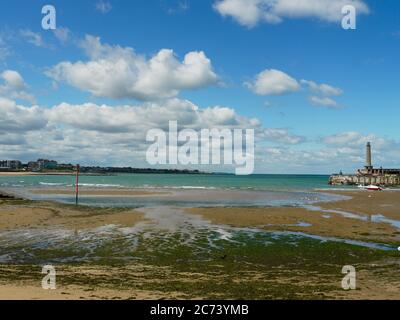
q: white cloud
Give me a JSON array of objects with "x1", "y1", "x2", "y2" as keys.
[
  {"x1": 214, "y1": 0, "x2": 369, "y2": 28},
  {"x1": 4, "y1": 89, "x2": 396, "y2": 173},
  {"x1": 309, "y1": 96, "x2": 340, "y2": 109},
  {"x1": 0, "y1": 70, "x2": 36, "y2": 104},
  {"x1": 259, "y1": 146, "x2": 360, "y2": 173},
  {"x1": 95, "y1": 1, "x2": 113, "y2": 14},
  {"x1": 166, "y1": 0, "x2": 190, "y2": 14},
  {"x1": 301, "y1": 79, "x2": 343, "y2": 108},
  {"x1": 259, "y1": 130, "x2": 400, "y2": 174},
  {"x1": 245, "y1": 69, "x2": 300, "y2": 96},
  {"x1": 1, "y1": 96, "x2": 398, "y2": 173},
  {"x1": 47, "y1": 98, "x2": 260, "y2": 134},
  {"x1": 53, "y1": 27, "x2": 71, "y2": 44},
  {"x1": 0, "y1": 97, "x2": 46, "y2": 132},
  {"x1": 0, "y1": 36, "x2": 9, "y2": 60},
  {"x1": 1, "y1": 70, "x2": 25, "y2": 90},
  {"x1": 46, "y1": 35, "x2": 219, "y2": 100},
  {"x1": 263, "y1": 101, "x2": 273, "y2": 108},
  {"x1": 300, "y1": 79, "x2": 342, "y2": 96},
  {"x1": 20, "y1": 29, "x2": 47, "y2": 48},
  {"x1": 322, "y1": 132, "x2": 395, "y2": 150},
  {"x1": 262, "y1": 128, "x2": 306, "y2": 144},
  {"x1": 0, "y1": 97, "x2": 308, "y2": 168},
  {"x1": 318, "y1": 131, "x2": 400, "y2": 170},
  {"x1": 0, "y1": 133, "x2": 27, "y2": 146},
  {"x1": 214, "y1": 0, "x2": 265, "y2": 28},
  {"x1": 246, "y1": 69, "x2": 344, "y2": 108}
]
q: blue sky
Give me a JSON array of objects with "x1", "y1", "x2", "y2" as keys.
[{"x1": 0, "y1": 0, "x2": 399, "y2": 173}]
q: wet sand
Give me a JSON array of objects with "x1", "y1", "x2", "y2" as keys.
[
  {"x1": 29, "y1": 188, "x2": 166, "y2": 197},
  {"x1": 21, "y1": 187, "x2": 343, "y2": 207},
  {"x1": 0, "y1": 201, "x2": 146, "y2": 231},
  {"x1": 319, "y1": 190, "x2": 400, "y2": 220},
  {"x1": 188, "y1": 206, "x2": 399, "y2": 244},
  {"x1": 187, "y1": 190, "x2": 400, "y2": 245}
]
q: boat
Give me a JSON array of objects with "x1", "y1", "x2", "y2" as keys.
[
  {"x1": 366, "y1": 185, "x2": 383, "y2": 191},
  {"x1": 357, "y1": 184, "x2": 383, "y2": 191}
]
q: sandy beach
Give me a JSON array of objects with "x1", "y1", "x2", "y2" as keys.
[
  {"x1": 0, "y1": 188, "x2": 399, "y2": 300},
  {"x1": 1, "y1": 259, "x2": 398, "y2": 300}
]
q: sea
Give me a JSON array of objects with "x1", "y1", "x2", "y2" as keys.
[
  {"x1": 0, "y1": 173, "x2": 339, "y2": 190},
  {"x1": 0, "y1": 173, "x2": 353, "y2": 208}
]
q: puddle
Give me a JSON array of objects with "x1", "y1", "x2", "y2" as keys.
[
  {"x1": 267, "y1": 231, "x2": 395, "y2": 251},
  {"x1": 304, "y1": 205, "x2": 400, "y2": 229}
]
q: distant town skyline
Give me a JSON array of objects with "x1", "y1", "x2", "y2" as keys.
[
  {"x1": 0, "y1": 0, "x2": 399, "y2": 174},
  {"x1": 0, "y1": 157, "x2": 205, "y2": 174}
]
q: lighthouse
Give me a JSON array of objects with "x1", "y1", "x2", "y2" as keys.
[
  {"x1": 329, "y1": 141, "x2": 400, "y2": 186},
  {"x1": 365, "y1": 142, "x2": 373, "y2": 173}
]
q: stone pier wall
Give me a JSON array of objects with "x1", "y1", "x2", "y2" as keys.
[{"x1": 329, "y1": 174, "x2": 400, "y2": 186}]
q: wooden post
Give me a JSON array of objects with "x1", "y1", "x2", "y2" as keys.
[{"x1": 75, "y1": 164, "x2": 80, "y2": 205}]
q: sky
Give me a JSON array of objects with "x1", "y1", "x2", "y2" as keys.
[{"x1": 0, "y1": 0, "x2": 399, "y2": 174}]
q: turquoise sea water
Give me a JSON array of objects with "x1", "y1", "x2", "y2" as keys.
[
  {"x1": 0, "y1": 173, "x2": 355, "y2": 208},
  {"x1": 0, "y1": 173, "x2": 338, "y2": 191}
]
